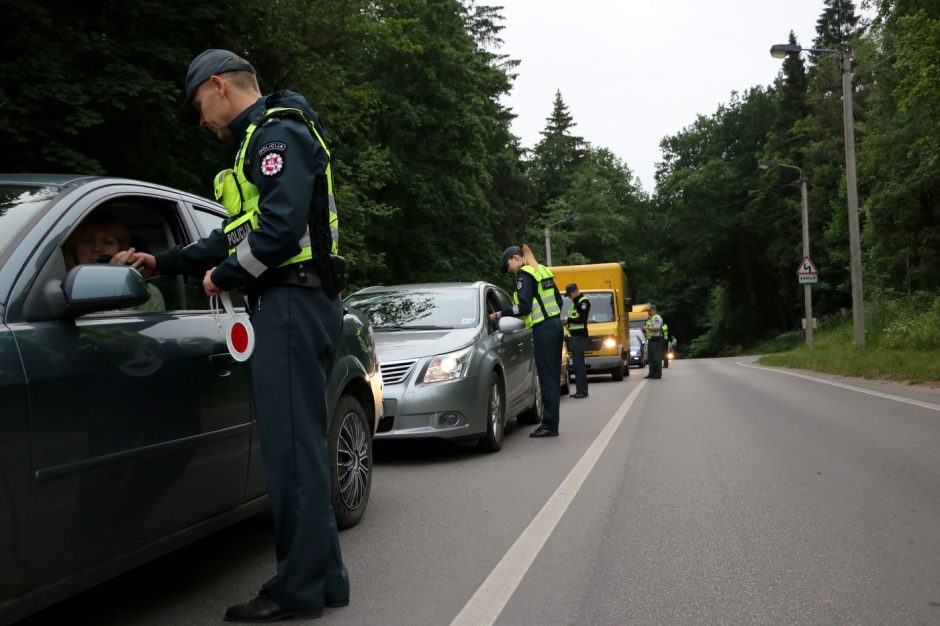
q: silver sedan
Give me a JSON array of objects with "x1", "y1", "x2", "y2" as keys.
[{"x1": 345, "y1": 282, "x2": 543, "y2": 452}]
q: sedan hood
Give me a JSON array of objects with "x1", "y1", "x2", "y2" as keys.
[{"x1": 373, "y1": 327, "x2": 479, "y2": 361}]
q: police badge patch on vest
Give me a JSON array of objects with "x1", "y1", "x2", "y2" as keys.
[
  {"x1": 260, "y1": 151, "x2": 284, "y2": 177},
  {"x1": 258, "y1": 141, "x2": 287, "y2": 178}
]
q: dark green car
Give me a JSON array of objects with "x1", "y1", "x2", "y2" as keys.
[{"x1": 0, "y1": 175, "x2": 382, "y2": 623}]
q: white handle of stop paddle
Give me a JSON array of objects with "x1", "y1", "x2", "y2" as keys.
[{"x1": 212, "y1": 292, "x2": 255, "y2": 362}]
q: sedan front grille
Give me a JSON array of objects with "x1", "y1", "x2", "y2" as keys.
[{"x1": 380, "y1": 359, "x2": 418, "y2": 385}]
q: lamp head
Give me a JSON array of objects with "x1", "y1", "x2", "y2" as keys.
[
  {"x1": 758, "y1": 159, "x2": 776, "y2": 170},
  {"x1": 770, "y1": 44, "x2": 802, "y2": 59}
]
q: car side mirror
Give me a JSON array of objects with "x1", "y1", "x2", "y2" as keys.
[
  {"x1": 624, "y1": 297, "x2": 632, "y2": 313},
  {"x1": 62, "y1": 264, "x2": 152, "y2": 316},
  {"x1": 497, "y1": 316, "x2": 526, "y2": 334},
  {"x1": 25, "y1": 264, "x2": 152, "y2": 321}
]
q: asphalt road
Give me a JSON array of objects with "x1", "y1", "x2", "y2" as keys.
[{"x1": 21, "y1": 357, "x2": 940, "y2": 625}]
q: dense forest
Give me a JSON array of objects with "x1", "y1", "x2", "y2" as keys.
[{"x1": 2, "y1": 0, "x2": 938, "y2": 355}]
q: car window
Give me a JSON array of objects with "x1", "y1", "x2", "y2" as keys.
[
  {"x1": 57, "y1": 196, "x2": 215, "y2": 313},
  {"x1": 346, "y1": 288, "x2": 479, "y2": 329},
  {"x1": 192, "y1": 205, "x2": 226, "y2": 236}
]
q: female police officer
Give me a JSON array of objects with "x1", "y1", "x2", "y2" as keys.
[{"x1": 489, "y1": 244, "x2": 564, "y2": 437}]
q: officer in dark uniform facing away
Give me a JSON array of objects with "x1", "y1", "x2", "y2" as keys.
[
  {"x1": 563, "y1": 282, "x2": 591, "y2": 398},
  {"x1": 128, "y1": 49, "x2": 347, "y2": 622},
  {"x1": 489, "y1": 244, "x2": 564, "y2": 437}
]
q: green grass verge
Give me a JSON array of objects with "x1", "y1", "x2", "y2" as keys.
[{"x1": 757, "y1": 324, "x2": 940, "y2": 385}]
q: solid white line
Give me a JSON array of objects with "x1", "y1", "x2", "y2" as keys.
[
  {"x1": 736, "y1": 361, "x2": 940, "y2": 412},
  {"x1": 450, "y1": 381, "x2": 647, "y2": 626}
]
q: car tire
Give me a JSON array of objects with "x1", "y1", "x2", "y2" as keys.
[
  {"x1": 560, "y1": 361, "x2": 570, "y2": 395},
  {"x1": 664, "y1": 358, "x2": 669, "y2": 369},
  {"x1": 478, "y1": 373, "x2": 506, "y2": 453},
  {"x1": 517, "y1": 369, "x2": 543, "y2": 425},
  {"x1": 611, "y1": 359, "x2": 624, "y2": 381},
  {"x1": 330, "y1": 395, "x2": 373, "y2": 529}
]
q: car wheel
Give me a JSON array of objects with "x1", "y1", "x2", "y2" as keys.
[
  {"x1": 518, "y1": 369, "x2": 543, "y2": 425},
  {"x1": 478, "y1": 373, "x2": 505, "y2": 453},
  {"x1": 330, "y1": 395, "x2": 372, "y2": 529}
]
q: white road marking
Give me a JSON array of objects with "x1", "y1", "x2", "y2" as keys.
[
  {"x1": 450, "y1": 381, "x2": 647, "y2": 626},
  {"x1": 736, "y1": 361, "x2": 940, "y2": 412}
]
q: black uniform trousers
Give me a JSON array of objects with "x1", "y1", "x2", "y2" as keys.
[
  {"x1": 250, "y1": 282, "x2": 348, "y2": 611},
  {"x1": 647, "y1": 337, "x2": 664, "y2": 379},
  {"x1": 569, "y1": 333, "x2": 589, "y2": 396},
  {"x1": 533, "y1": 316, "x2": 564, "y2": 433}
]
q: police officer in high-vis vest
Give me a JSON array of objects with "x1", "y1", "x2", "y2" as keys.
[
  {"x1": 127, "y1": 49, "x2": 347, "y2": 622},
  {"x1": 644, "y1": 304, "x2": 665, "y2": 379},
  {"x1": 489, "y1": 244, "x2": 564, "y2": 437},
  {"x1": 564, "y1": 282, "x2": 591, "y2": 398}
]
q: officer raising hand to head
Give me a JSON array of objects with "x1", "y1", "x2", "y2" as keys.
[
  {"x1": 128, "y1": 49, "x2": 348, "y2": 622},
  {"x1": 489, "y1": 244, "x2": 564, "y2": 437}
]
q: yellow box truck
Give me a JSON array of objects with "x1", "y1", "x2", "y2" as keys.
[{"x1": 550, "y1": 262, "x2": 632, "y2": 380}]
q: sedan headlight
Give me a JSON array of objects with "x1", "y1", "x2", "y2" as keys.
[
  {"x1": 602, "y1": 337, "x2": 617, "y2": 349},
  {"x1": 423, "y1": 346, "x2": 473, "y2": 383}
]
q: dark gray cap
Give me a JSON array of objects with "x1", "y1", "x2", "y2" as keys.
[
  {"x1": 565, "y1": 283, "x2": 578, "y2": 294},
  {"x1": 649, "y1": 303, "x2": 657, "y2": 310},
  {"x1": 181, "y1": 49, "x2": 255, "y2": 114},
  {"x1": 500, "y1": 245, "x2": 522, "y2": 272}
]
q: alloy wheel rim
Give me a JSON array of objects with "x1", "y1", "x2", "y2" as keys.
[
  {"x1": 336, "y1": 411, "x2": 370, "y2": 510},
  {"x1": 489, "y1": 382, "x2": 502, "y2": 439}
]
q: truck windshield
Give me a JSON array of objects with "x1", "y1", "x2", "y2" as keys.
[{"x1": 561, "y1": 292, "x2": 615, "y2": 323}]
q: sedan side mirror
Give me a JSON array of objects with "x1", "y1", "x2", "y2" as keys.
[
  {"x1": 497, "y1": 315, "x2": 526, "y2": 334},
  {"x1": 25, "y1": 264, "x2": 151, "y2": 321}
]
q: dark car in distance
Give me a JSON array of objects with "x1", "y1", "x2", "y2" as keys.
[{"x1": 0, "y1": 175, "x2": 382, "y2": 623}]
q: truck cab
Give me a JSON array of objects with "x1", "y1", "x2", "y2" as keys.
[{"x1": 552, "y1": 263, "x2": 632, "y2": 381}]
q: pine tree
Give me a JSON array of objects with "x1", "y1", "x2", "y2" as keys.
[
  {"x1": 529, "y1": 90, "x2": 587, "y2": 213},
  {"x1": 814, "y1": 0, "x2": 860, "y2": 49}
]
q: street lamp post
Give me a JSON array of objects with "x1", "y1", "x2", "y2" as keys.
[
  {"x1": 759, "y1": 159, "x2": 813, "y2": 349},
  {"x1": 770, "y1": 43, "x2": 865, "y2": 347},
  {"x1": 544, "y1": 213, "x2": 578, "y2": 266}
]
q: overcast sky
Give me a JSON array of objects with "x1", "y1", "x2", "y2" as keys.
[{"x1": 494, "y1": 0, "x2": 867, "y2": 193}]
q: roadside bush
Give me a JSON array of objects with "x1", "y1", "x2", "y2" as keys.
[{"x1": 879, "y1": 294, "x2": 940, "y2": 350}]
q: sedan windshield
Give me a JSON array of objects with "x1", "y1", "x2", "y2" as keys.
[
  {"x1": 346, "y1": 288, "x2": 479, "y2": 329},
  {"x1": 0, "y1": 184, "x2": 60, "y2": 255}
]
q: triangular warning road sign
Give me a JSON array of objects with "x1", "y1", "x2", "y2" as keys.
[{"x1": 795, "y1": 255, "x2": 819, "y2": 275}]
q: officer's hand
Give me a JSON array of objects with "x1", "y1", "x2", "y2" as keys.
[
  {"x1": 203, "y1": 268, "x2": 221, "y2": 297},
  {"x1": 123, "y1": 251, "x2": 157, "y2": 277},
  {"x1": 110, "y1": 247, "x2": 136, "y2": 266}
]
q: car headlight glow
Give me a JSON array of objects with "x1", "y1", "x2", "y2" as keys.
[
  {"x1": 602, "y1": 337, "x2": 617, "y2": 349},
  {"x1": 424, "y1": 346, "x2": 473, "y2": 383},
  {"x1": 630, "y1": 349, "x2": 638, "y2": 356}
]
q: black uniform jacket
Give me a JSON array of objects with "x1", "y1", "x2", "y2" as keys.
[
  {"x1": 156, "y1": 90, "x2": 330, "y2": 292},
  {"x1": 567, "y1": 293, "x2": 591, "y2": 336}
]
